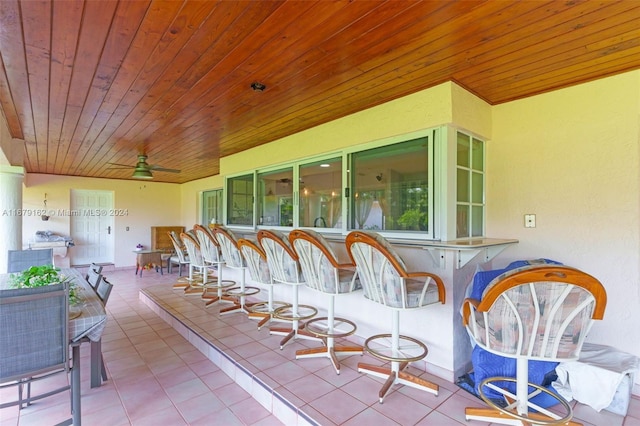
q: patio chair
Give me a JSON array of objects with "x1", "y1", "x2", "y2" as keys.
[
  {"x1": 0, "y1": 282, "x2": 72, "y2": 424},
  {"x1": 7, "y1": 249, "x2": 53, "y2": 273},
  {"x1": 81, "y1": 275, "x2": 113, "y2": 388},
  {"x1": 86, "y1": 268, "x2": 102, "y2": 290}
]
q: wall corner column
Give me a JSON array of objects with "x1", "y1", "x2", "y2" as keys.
[{"x1": 0, "y1": 165, "x2": 24, "y2": 273}]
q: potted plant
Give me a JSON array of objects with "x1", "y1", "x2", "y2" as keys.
[{"x1": 8, "y1": 265, "x2": 79, "y2": 306}]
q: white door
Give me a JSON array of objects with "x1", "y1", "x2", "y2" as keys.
[{"x1": 70, "y1": 190, "x2": 115, "y2": 265}]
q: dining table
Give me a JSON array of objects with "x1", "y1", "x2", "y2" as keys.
[{"x1": 0, "y1": 267, "x2": 108, "y2": 426}]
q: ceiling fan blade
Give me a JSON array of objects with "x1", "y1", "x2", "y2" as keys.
[{"x1": 149, "y1": 165, "x2": 181, "y2": 173}]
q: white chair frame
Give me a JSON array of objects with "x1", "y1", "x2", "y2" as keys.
[
  {"x1": 462, "y1": 265, "x2": 607, "y2": 425},
  {"x1": 257, "y1": 230, "x2": 320, "y2": 349},
  {"x1": 193, "y1": 225, "x2": 235, "y2": 306},
  {"x1": 346, "y1": 230, "x2": 445, "y2": 402},
  {"x1": 290, "y1": 229, "x2": 363, "y2": 374}
]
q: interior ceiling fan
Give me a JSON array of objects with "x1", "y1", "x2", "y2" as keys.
[{"x1": 107, "y1": 154, "x2": 181, "y2": 179}]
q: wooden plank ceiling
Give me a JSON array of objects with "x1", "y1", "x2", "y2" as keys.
[{"x1": 1, "y1": 0, "x2": 639, "y2": 183}]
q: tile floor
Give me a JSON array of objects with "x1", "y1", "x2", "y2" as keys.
[{"x1": 1, "y1": 266, "x2": 639, "y2": 426}]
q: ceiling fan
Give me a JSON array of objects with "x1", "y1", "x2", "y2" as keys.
[{"x1": 107, "y1": 154, "x2": 180, "y2": 179}]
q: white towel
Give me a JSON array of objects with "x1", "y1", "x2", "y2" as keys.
[{"x1": 553, "y1": 343, "x2": 639, "y2": 412}]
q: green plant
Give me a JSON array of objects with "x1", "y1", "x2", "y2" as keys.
[
  {"x1": 9, "y1": 265, "x2": 78, "y2": 305},
  {"x1": 397, "y1": 208, "x2": 427, "y2": 231}
]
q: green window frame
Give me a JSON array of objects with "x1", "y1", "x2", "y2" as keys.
[{"x1": 226, "y1": 174, "x2": 254, "y2": 226}]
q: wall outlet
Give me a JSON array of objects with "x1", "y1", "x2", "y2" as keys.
[{"x1": 524, "y1": 214, "x2": 536, "y2": 228}]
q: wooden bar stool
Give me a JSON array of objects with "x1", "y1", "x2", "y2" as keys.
[
  {"x1": 180, "y1": 231, "x2": 214, "y2": 296},
  {"x1": 346, "y1": 230, "x2": 445, "y2": 403},
  {"x1": 289, "y1": 229, "x2": 363, "y2": 374},
  {"x1": 211, "y1": 225, "x2": 260, "y2": 315},
  {"x1": 257, "y1": 230, "x2": 320, "y2": 349},
  {"x1": 193, "y1": 225, "x2": 235, "y2": 306}
]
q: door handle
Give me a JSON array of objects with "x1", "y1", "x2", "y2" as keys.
[{"x1": 107, "y1": 226, "x2": 111, "y2": 235}]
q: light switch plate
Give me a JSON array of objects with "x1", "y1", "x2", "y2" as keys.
[{"x1": 524, "y1": 214, "x2": 536, "y2": 228}]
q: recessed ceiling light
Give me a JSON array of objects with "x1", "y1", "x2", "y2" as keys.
[
  {"x1": 250, "y1": 82, "x2": 266, "y2": 92},
  {"x1": 320, "y1": 163, "x2": 330, "y2": 168}
]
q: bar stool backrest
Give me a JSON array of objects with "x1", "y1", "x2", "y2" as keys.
[
  {"x1": 257, "y1": 230, "x2": 304, "y2": 285},
  {"x1": 168, "y1": 231, "x2": 188, "y2": 263},
  {"x1": 289, "y1": 229, "x2": 359, "y2": 295},
  {"x1": 462, "y1": 265, "x2": 607, "y2": 360},
  {"x1": 238, "y1": 239, "x2": 272, "y2": 285},
  {"x1": 193, "y1": 224, "x2": 222, "y2": 264},
  {"x1": 212, "y1": 225, "x2": 245, "y2": 269},
  {"x1": 181, "y1": 232, "x2": 204, "y2": 267},
  {"x1": 346, "y1": 231, "x2": 445, "y2": 309}
]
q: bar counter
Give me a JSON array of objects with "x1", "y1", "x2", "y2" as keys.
[{"x1": 225, "y1": 230, "x2": 518, "y2": 382}]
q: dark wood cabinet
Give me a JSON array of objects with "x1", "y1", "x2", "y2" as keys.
[{"x1": 151, "y1": 226, "x2": 184, "y2": 253}]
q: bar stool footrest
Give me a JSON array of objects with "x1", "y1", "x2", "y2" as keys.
[
  {"x1": 273, "y1": 304, "x2": 317, "y2": 322},
  {"x1": 224, "y1": 286, "x2": 260, "y2": 297},
  {"x1": 248, "y1": 300, "x2": 290, "y2": 314},
  {"x1": 475, "y1": 376, "x2": 573, "y2": 425},
  {"x1": 364, "y1": 333, "x2": 428, "y2": 363},
  {"x1": 305, "y1": 316, "x2": 357, "y2": 339}
]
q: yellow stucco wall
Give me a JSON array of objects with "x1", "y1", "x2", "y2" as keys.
[
  {"x1": 220, "y1": 82, "x2": 456, "y2": 176},
  {"x1": 22, "y1": 174, "x2": 181, "y2": 267},
  {"x1": 179, "y1": 174, "x2": 223, "y2": 228},
  {"x1": 489, "y1": 70, "x2": 640, "y2": 361}
]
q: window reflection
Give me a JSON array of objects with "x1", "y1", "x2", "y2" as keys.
[
  {"x1": 257, "y1": 168, "x2": 293, "y2": 227},
  {"x1": 350, "y1": 137, "x2": 429, "y2": 232},
  {"x1": 202, "y1": 189, "x2": 223, "y2": 225},
  {"x1": 227, "y1": 174, "x2": 254, "y2": 226},
  {"x1": 299, "y1": 158, "x2": 342, "y2": 229}
]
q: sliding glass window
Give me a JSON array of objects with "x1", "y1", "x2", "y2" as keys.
[
  {"x1": 349, "y1": 136, "x2": 431, "y2": 234},
  {"x1": 298, "y1": 157, "x2": 342, "y2": 229},
  {"x1": 202, "y1": 189, "x2": 223, "y2": 225},
  {"x1": 257, "y1": 167, "x2": 294, "y2": 227},
  {"x1": 227, "y1": 174, "x2": 254, "y2": 226}
]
